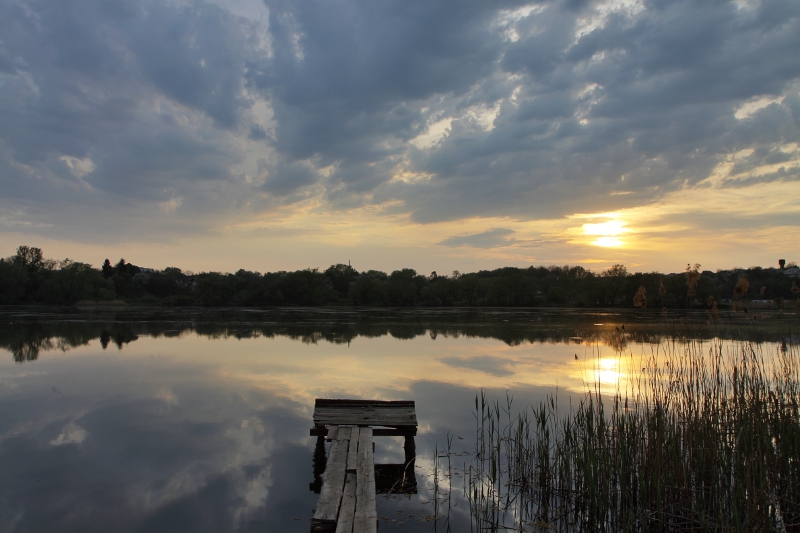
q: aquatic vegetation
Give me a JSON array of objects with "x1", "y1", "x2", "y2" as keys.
[{"x1": 467, "y1": 332, "x2": 800, "y2": 531}]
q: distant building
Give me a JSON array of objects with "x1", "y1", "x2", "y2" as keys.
[
  {"x1": 783, "y1": 267, "x2": 799, "y2": 278},
  {"x1": 140, "y1": 267, "x2": 155, "y2": 274}
]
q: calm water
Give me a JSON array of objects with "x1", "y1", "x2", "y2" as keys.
[{"x1": 0, "y1": 307, "x2": 794, "y2": 532}]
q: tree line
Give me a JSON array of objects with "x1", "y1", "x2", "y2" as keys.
[{"x1": 1, "y1": 245, "x2": 798, "y2": 309}]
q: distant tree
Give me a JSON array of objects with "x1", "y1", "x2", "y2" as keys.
[
  {"x1": 324, "y1": 263, "x2": 359, "y2": 298},
  {"x1": 569, "y1": 266, "x2": 588, "y2": 279},
  {"x1": 13, "y1": 245, "x2": 44, "y2": 271},
  {"x1": 546, "y1": 286, "x2": 569, "y2": 305},
  {"x1": 601, "y1": 264, "x2": 628, "y2": 305},
  {"x1": 0, "y1": 260, "x2": 27, "y2": 304},
  {"x1": 603, "y1": 264, "x2": 628, "y2": 278},
  {"x1": 102, "y1": 259, "x2": 114, "y2": 278}
]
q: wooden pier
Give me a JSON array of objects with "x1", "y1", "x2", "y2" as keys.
[{"x1": 309, "y1": 400, "x2": 418, "y2": 533}]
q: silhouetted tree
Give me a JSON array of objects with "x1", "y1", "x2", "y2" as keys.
[
  {"x1": 13, "y1": 245, "x2": 44, "y2": 271},
  {"x1": 102, "y1": 259, "x2": 114, "y2": 278}
]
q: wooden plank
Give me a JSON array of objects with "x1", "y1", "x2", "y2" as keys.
[
  {"x1": 346, "y1": 427, "x2": 360, "y2": 473},
  {"x1": 311, "y1": 427, "x2": 416, "y2": 437},
  {"x1": 314, "y1": 405, "x2": 416, "y2": 413},
  {"x1": 353, "y1": 427, "x2": 376, "y2": 533},
  {"x1": 315, "y1": 411, "x2": 417, "y2": 425},
  {"x1": 315, "y1": 406, "x2": 415, "y2": 414},
  {"x1": 327, "y1": 425, "x2": 339, "y2": 441},
  {"x1": 316, "y1": 418, "x2": 416, "y2": 425},
  {"x1": 335, "y1": 473, "x2": 357, "y2": 533},
  {"x1": 316, "y1": 411, "x2": 415, "y2": 417},
  {"x1": 337, "y1": 426, "x2": 352, "y2": 442},
  {"x1": 317, "y1": 419, "x2": 416, "y2": 426},
  {"x1": 312, "y1": 438, "x2": 348, "y2": 525},
  {"x1": 318, "y1": 414, "x2": 414, "y2": 418},
  {"x1": 316, "y1": 399, "x2": 414, "y2": 407},
  {"x1": 315, "y1": 411, "x2": 415, "y2": 418},
  {"x1": 314, "y1": 404, "x2": 417, "y2": 422},
  {"x1": 315, "y1": 406, "x2": 412, "y2": 410}
]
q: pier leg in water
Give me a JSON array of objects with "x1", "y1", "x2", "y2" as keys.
[
  {"x1": 403, "y1": 435, "x2": 415, "y2": 466},
  {"x1": 311, "y1": 435, "x2": 326, "y2": 493}
]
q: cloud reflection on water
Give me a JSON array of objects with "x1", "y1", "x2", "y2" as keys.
[{"x1": 0, "y1": 308, "x2": 792, "y2": 531}]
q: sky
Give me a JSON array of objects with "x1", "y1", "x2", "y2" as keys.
[{"x1": 1, "y1": 0, "x2": 799, "y2": 275}]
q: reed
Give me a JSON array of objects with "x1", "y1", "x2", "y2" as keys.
[{"x1": 467, "y1": 330, "x2": 800, "y2": 532}]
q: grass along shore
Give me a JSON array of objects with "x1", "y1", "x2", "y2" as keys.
[{"x1": 465, "y1": 330, "x2": 800, "y2": 532}]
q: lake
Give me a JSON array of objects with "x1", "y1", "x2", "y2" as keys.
[{"x1": 0, "y1": 306, "x2": 794, "y2": 532}]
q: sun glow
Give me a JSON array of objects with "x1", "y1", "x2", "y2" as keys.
[
  {"x1": 581, "y1": 219, "x2": 630, "y2": 247},
  {"x1": 594, "y1": 358, "x2": 623, "y2": 388},
  {"x1": 592, "y1": 236, "x2": 624, "y2": 247}
]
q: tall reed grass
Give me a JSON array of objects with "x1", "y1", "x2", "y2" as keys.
[{"x1": 467, "y1": 332, "x2": 800, "y2": 532}]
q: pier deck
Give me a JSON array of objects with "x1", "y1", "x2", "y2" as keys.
[{"x1": 309, "y1": 400, "x2": 417, "y2": 533}]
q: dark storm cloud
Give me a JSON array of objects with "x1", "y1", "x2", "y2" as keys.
[{"x1": 1, "y1": 0, "x2": 799, "y2": 240}]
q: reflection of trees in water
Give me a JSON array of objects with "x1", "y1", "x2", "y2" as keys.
[
  {"x1": 1, "y1": 309, "x2": 794, "y2": 362},
  {"x1": 0, "y1": 322, "x2": 139, "y2": 362}
]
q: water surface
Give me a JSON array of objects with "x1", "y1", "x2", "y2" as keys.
[{"x1": 0, "y1": 307, "x2": 793, "y2": 532}]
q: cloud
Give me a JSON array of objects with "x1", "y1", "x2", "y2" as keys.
[
  {"x1": 441, "y1": 355, "x2": 514, "y2": 377},
  {"x1": 50, "y1": 422, "x2": 87, "y2": 446},
  {"x1": 438, "y1": 228, "x2": 515, "y2": 248},
  {"x1": 0, "y1": 0, "x2": 797, "y2": 256}
]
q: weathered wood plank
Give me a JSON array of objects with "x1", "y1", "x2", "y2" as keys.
[
  {"x1": 316, "y1": 409, "x2": 416, "y2": 416},
  {"x1": 315, "y1": 406, "x2": 415, "y2": 413},
  {"x1": 317, "y1": 419, "x2": 416, "y2": 425},
  {"x1": 315, "y1": 412, "x2": 417, "y2": 425},
  {"x1": 317, "y1": 405, "x2": 414, "y2": 408},
  {"x1": 315, "y1": 412, "x2": 415, "y2": 419},
  {"x1": 311, "y1": 427, "x2": 416, "y2": 437},
  {"x1": 320, "y1": 408, "x2": 414, "y2": 411},
  {"x1": 316, "y1": 412, "x2": 415, "y2": 419},
  {"x1": 317, "y1": 418, "x2": 416, "y2": 426},
  {"x1": 346, "y1": 427, "x2": 360, "y2": 473},
  {"x1": 316, "y1": 399, "x2": 415, "y2": 407},
  {"x1": 353, "y1": 427, "x2": 376, "y2": 533},
  {"x1": 334, "y1": 473, "x2": 357, "y2": 533},
  {"x1": 327, "y1": 425, "x2": 339, "y2": 441},
  {"x1": 312, "y1": 438, "x2": 348, "y2": 525},
  {"x1": 315, "y1": 405, "x2": 415, "y2": 414},
  {"x1": 337, "y1": 426, "x2": 352, "y2": 442}
]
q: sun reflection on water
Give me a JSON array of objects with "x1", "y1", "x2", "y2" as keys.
[{"x1": 594, "y1": 357, "x2": 623, "y2": 388}]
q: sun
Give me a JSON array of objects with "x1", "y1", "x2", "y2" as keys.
[{"x1": 582, "y1": 219, "x2": 630, "y2": 247}]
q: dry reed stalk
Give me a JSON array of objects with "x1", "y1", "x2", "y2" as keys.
[
  {"x1": 633, "y1": 286, "x2": 647, "y2": 309},
  {"x1": 685, "y1": 264, "x2": 701, "y2": 298},
  {"x1": 466, "y1": 327, "x2": 800, "y2": 532},
  {"x1": 733, "y1": 274, "x2": 750, "y2": 299}
]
